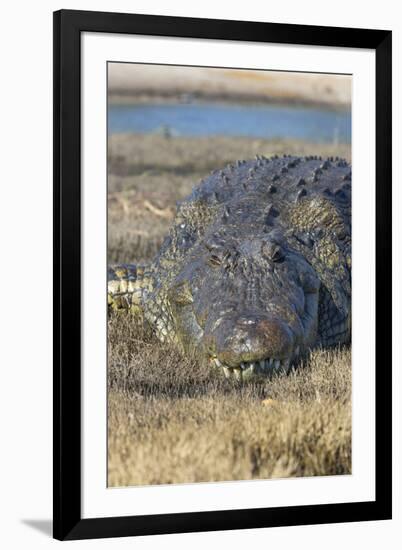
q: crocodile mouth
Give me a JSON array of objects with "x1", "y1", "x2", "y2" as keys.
[{"x1": 210, "y1": 355, "x2": 296, "y2": 381}]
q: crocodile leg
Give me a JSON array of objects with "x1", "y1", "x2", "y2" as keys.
[{"x1": 108, "y1": 264, "x2": 152, "y2": 315}]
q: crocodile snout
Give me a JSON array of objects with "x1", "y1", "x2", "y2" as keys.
[{"x1": 208, "y1": 313, "x2": 295, "y2": 379}]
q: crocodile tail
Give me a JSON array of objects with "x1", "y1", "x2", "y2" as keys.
[{"x1": 108, "y1": 264, "x2": 152, "y2": 314}]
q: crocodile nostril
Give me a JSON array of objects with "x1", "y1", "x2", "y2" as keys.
[
  {"x1": 238, "y1": 318, "x2": 257, "y2": 326},
  {"x1": 212, "y1": 315, "x2": 294, "y2": 367},
  {"x1": 255, "y1": 319, "x2": 293, "y2": 353}
]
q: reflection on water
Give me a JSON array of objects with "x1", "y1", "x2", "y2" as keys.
[{"x1": 108, "y1": 102, "x2": 351, "y2": 144}]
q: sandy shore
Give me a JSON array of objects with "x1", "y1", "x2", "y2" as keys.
[{"x1": 108, "y1": 64, "x2": 351, "y2": 109}]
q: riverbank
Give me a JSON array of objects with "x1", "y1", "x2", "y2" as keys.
[{"x1": 108, "y1": 64, "x2": 351, "y2": 110}]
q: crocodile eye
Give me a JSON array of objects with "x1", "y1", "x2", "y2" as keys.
[
  {"x1": 261, "y1": 241, "x2": 284, "y2": 263},
  {"x1": 204, "y1": 238, "x2": 226, "y2": 267},
  {"x1": 168, "y1": 281, "x2": 194, "y2": 306},
  {"x1": 208, "y1": 249, "x2": 228, "y2": 267},
  {"x1": 336, "y1": 228, "x2": 347, "y2": 241},
  {"x1": 209, "y1": 254, "x2": 223, "y2": 267}
]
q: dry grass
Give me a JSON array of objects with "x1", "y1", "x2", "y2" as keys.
[
  {"x1": 108, "y1": 313, "x2": 351, "y2": 487},
  {"x1": 107, "y1": 133, "x2": 352, "y2": 487}
]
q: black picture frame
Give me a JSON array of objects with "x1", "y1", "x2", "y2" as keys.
[{"x1": 53, "y1": 9, "x2": 392, "y2": 541}]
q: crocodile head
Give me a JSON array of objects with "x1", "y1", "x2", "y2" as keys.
[{"x1": 167, "y1": 224, "x2": 321, "y2": 381}]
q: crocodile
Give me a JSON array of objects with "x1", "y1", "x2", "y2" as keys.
[{"x1": 108, "y1": 155, "x2": 351, "y2": 381}]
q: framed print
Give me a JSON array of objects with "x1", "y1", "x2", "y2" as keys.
[{"x1": 53, "y1": 9, "x2": 392, "y2": 541}]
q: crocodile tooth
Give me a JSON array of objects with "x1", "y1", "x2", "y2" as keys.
[
  {"x1": 233, "y1": 368, "x2": 242, "y2": 381},
  {"x1": 223, "y1": 367, "x2": 231, "y2": 379},
  {"x1": 246, "y1": 363, "x2": 255, "y2": 375},
  {"x1": 242, "y1": 367, "x2": 254, "y2": 380},
  {"x1": 259, "y1": 360, "x2": 265, "y2": 371},
  {"x1": 274, "y1": 359, "x2": 281, "y2": 370},
  {"x1": 214, "y1": 358, "x2": 222, "y2": 368},
  {"x1": 283, "y1": 358, "x2": 291, "y2": 372},
  {"x1": 295, "y1": 346, "x2": 300, "y2": 356},
  {"x1": 240, "y1": 362, "x2": 246, "y2": 370}
]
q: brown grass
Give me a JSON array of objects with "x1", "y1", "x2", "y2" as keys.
[
  {"x1": 107, "y1": 133, "x2": 352, "y2": 487},
  {"x1": 108, "y1": 313, "x2": 351, "y2": 487}
]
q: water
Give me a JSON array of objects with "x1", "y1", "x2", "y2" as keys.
[{"x1": 108, "y1": 102, "x2": 351, "y2": 144}]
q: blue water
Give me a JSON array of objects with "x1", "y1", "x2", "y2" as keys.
[{"x1": 108, "y1": 102, "x2": 351, "y2": 144}]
